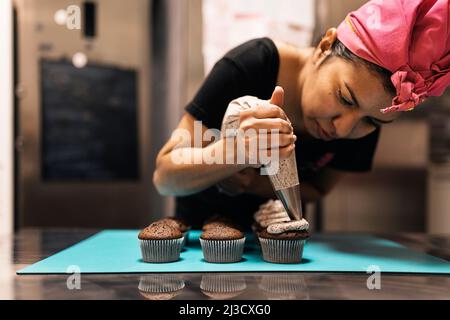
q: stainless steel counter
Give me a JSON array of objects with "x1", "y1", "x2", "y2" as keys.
[{"x1": 2, "y1": 229, "x2": 449, "y2": 300}]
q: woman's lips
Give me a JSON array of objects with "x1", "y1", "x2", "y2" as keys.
[{"x1": 315, "y1": 120, "x2": 333, "y2": 141}]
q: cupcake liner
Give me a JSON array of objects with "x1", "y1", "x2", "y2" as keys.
[
  {"x1": 139, "y1": 237, "x2": 184, "y2": 263},
  {"x1": 200, "y1": 274, "x2": 247, "y2": 293},
  {"x1": 259, "y1": 238, "x2": 306, "y2": 264},
  {"x1": 200, "y1": 274, "x2": 247, "y2": 299},
  {"x1": 138, "y1": 275, "x2": 185, "y2": 293},
  {"x1": 200, "y1": 238, "x2": 245, "y2": 263},
  {"x1": 258, "y1": 274, "x2": 308, "y2": 299}
]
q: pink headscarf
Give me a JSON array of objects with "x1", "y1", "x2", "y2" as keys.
[{"x1": 337, "y1": 0, "x2": 450, "y2": 114}]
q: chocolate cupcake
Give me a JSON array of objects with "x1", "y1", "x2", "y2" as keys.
[
  {"x1": 200, "y1": 226, "x2": 245, "y2": 263},
  {"x1": 258, "y1": 220, "x2": 309, "y2": 264},
  {"x1": 203, "y1": 221, "x2": 232, "y2": 231},
  {"x1": 163, "y1": 217, "x2": 190, "y2": 233},
  {"x1": 138, "y1": 221, "x2": 184, "y2": 263},
  {"x1": 202, "y1": 215, "x2": 240, "y2": 231},
  {"x1": 252, "y1": 199, "x2": 290, "y2": 246},
  {"x1": 160, "y1": 217, "x2": 191, "y2": 248}
]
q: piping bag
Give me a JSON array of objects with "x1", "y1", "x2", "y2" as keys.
[{"x1": 220, "y1": 96, "x2": 303, "y2": 220}]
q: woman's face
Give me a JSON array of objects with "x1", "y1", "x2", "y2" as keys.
[{"x1": 299, "y1": 38, "x2": 400, "y2": 140}]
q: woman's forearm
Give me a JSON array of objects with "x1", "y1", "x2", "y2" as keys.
[{"x1": 153, "y1": 137, "x2": 248, "y2": 197}]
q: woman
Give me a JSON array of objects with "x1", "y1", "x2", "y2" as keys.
[{"x1": 153, "y1": 0, "x2": 449, "y2": 230}]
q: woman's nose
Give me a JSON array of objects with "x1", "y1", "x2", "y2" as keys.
[{"x1": 332, "y1": 112, "x2": 360, "y2": 138}]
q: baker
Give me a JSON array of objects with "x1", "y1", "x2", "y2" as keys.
[{"x1": 153, "y1": 0, "x2": 449, "y2": 230}]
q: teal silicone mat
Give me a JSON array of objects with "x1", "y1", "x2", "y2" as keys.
[{"x1": 17, "y1": 230, "x2": 450, "y2": 275}]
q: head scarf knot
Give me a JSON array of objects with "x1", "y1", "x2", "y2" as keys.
[{"x1": 337, "y1": 0, "x2": 450, "y2": 114}]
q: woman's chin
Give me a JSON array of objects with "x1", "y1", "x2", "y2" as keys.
[{"x1": 304, "y1": 121, "x2": 320, "y2": 139}]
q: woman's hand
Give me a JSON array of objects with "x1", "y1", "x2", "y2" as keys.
[
  {"x1": 216, "y1": 167, "x2": 276, "y2": 198},
  {"x1": 236, "y1": 87, "x2": 297, "y2": 167},
  {"x1": 216, "y1": 167, "x2": 257, "y2": 196},
  {"x1": 153, "y1": 87, "x2": 296, "y2": 197}
]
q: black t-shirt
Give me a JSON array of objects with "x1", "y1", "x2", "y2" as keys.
[{"x1": 178, "y1": 37, "x2": 380, "y2": 230}]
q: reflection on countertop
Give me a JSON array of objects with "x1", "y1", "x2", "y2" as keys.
[{"x1": 2, "y1": 229, "x2": 450, "y2": 300}]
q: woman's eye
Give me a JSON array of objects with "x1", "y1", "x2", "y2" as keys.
[
  {"x1": 364, "y1": 117, "x2": 381, "y2": 129},
  {"x1": 338, "y1": 89, "x2": 354, "y2": 106}
]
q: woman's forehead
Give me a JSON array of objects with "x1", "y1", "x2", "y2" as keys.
[{"x1": 337, "y1": 59, "x2": 398, "y2": 121}]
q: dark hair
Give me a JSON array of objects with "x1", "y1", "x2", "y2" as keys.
[{"x1": 323, "y1": 38, "x2": 396, "y2": 96}]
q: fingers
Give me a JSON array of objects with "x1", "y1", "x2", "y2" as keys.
[
  {"x1": 255, "y1": 133, "x2": 297, "y2": 149},
  {"x1": 269, "y1": 143, "x2": 296, "y2": 160},
  {"x1": 237, "y1": 137, "x2": 296, "y2": 166},
  {"x1": 239, "y1": 132, "x2": 296, "y2": 164},
  {"x1": 269, "y1": 86, "x2": 284, "y2": 108},
  {"x1": 243, "y1": 104, "x2": 288, "y2": 121},
  {"x1": 240, "y1": 118, "x2": 293, "y2": 134}
]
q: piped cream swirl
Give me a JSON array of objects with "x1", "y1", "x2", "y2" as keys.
[
  {"x1": 254, "y1": 199, "x2": 309, "y2": 234},
  {"x1": 254, "y1": 200, "x2": 290, "y2": 228},
  {"x1": 267, "y1": 219, "x2": 309, "y2": 234}
]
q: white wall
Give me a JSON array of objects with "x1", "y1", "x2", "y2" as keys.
[
  {"x1": 202, "y1": 0, "x2": 315, "y2": 74},
  {"x1": 0, "y1": 0, "x2": 14, "y2": 300},
  {"x1": 0, "y1": 0, "x2": 13, "y2": 236}
]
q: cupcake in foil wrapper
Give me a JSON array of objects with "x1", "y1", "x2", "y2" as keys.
[
  {"x1": 138, "y1": 221, "x2": 185, "y2": 263},
  {"x1": 258, "y1": 238, "x2": 306, "y2": 264},
  {"x1": 200, "y1": 238, "x2": 245, "y2": 263},
  {"x1": 200, "y1": 274, "x2": 247, "y2": 299},
  {"x1": 139, "y1": 237, "x2": 184, "y2": 263},
  {"x1": 258, "y1": 274, "x2": 309, "y2": 300},
  {"x1": 200, "y1": 226, "x2": 246, "y2": 263},
  {"x1": 158, "y1": 217, "x2": 191, "y2": 249},
  {"x1": 138, "y1": 275, "x2": 185, "y2": 300},
  {"x1": 258, "y1": 224, "x2": 309, "y2": 264}
]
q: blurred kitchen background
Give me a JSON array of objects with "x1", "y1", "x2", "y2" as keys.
[{"x1": 0, "y1": 0, "x2": 449, "y2": 235}]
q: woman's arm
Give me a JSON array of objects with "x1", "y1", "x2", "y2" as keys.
[
  {"x1": 153, "y1": 113, "x2": 248, "y2": 197},
  {"x1": 216, "y1": 166, "x2": 342, "y2": 202},
  {"x1": 153, "y1": 100, "x2": 296, "y2": 197}
]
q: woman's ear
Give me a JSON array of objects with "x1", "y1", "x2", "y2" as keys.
[{"x1": 313, "y1": 28, "x2": 338, "y2": 64}]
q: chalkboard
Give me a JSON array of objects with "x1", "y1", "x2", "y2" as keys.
[{"x1": 41, "y1": 59, "x2": 139, "y2": 181}]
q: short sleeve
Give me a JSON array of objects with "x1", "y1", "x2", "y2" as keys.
[
  {"x1": 184, "y1": 38, "x2": 279, "y2": 130},
  {"x1": 184, "y1": 59, "x2": 242, "y2": 130}
]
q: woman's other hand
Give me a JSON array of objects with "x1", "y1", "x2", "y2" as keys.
[{"x1": 216, "y1": 167, "x2": 275, "y2": 198}]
